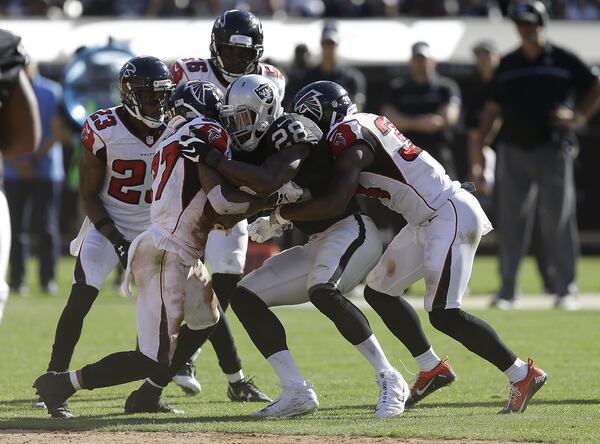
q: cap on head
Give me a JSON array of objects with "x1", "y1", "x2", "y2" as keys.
[
  {"x1": 472, "y1": 39, "x2": 498, "y2": 54},
  {"x1": 321, "y1": 22, "x2": 339, "y2": 44},
  {"x1": 509, "y1": 0, "x2": 549, "y2": 27},
  {"x1": 411, "y1": 41, "x2": 431, "y2": 58}
]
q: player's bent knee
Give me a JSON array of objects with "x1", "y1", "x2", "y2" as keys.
[
  {"x1": 429, "y1": 308, "x2": 462, "y2": 335},
  {"x1": 184, "y1": 303, "x2": 220, "y2": 330}
]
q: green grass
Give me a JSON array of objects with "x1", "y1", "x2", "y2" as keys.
[{"x1": 0, "y1": 256, "x2": 599, "y2": 442}]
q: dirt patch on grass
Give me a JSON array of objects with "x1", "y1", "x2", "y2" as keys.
[{"x1": 0, "y1": 430, "x2": 522, "y2": 444}]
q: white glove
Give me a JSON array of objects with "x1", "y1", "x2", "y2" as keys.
[
  {"x1": 275, "y1": 181, "x2": 305, "y2": 205},
  {"x1": 248, "y1": 210, "x2": 292, "y2": 243}
]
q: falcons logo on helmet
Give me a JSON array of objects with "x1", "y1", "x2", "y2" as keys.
[
  {"x1": 189, "y1": 82, "x2": 209, "y2": 105},
  {"x1": 294, "y1": 89, "x2": 323, "y2": 122},
  {"x1": 121, "y1": 62, "x2": 136, "y2": 78}
]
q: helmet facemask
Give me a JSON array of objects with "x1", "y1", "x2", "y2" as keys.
[
  {"x1": 122, "y1": 78, "x2": 174, "y2": 128},
  {"x1": 220, "y1": 76, "x2": 282, "y2": 152},
  {"x1": 210, "y1": 37, "x2": 264, "y2": 83}
]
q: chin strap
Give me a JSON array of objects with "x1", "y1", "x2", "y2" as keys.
[{"x1": 123, "y1": 102, "x2": 164, "y2": 129}]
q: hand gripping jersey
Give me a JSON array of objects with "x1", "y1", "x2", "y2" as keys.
[
  {"x1": 150, "y1": 116, "x2": 230, "y2": 265},
  {"x1": 171, "y1": 57, "x2": 285, "y2": 98},
  {"x1": 80, "y1": 106, "x2": 168, "y2": 237},
  {"x1": 327, "y1": 113, "x2": 461, "y2": 227},
  {"x1": 233, "y1": 112, "x2": 360, "y2": 235}
]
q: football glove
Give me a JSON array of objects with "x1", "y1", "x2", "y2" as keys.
[
  {"x1": 248, "y1": 210, "x2": 292, "y2": 243},
  {"x1": 107, "y1": 230, "x2": 130, "y2": 269},
  {"x1": 274, "y1": 181, "x2": 306, "y2": 205},
  {"x1": 179, "y1": 134, "x2": 224, "y2": 167}
]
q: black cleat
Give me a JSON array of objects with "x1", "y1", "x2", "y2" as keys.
[
  {"x1": 32, "y1": 372, "x2": 75, "y2": 418},
  {"x1": 173, "y1": 363, "x2": 201, "y2": 395},
  {"x1": 124, "y1": 388, "x2": 184, "y2": 414},
  {"x1": 227, "y1": 377, "x2": 272, "y2": 403}
]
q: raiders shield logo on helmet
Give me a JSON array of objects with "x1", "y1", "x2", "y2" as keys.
[
  {"x1": 293, "y1": 89, "x2": 323, "y2": 122},
  {"x1": 254, "y1": 83, "x2": 274, "y2": 103}
]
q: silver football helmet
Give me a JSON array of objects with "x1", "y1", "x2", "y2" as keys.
[{"x1": 220, "y1": 74, "x2": 283, "y2": 152}]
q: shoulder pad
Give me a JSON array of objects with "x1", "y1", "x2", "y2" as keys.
[{"x1": 289, "y1": 113, "x2": 322, "y2": 143}]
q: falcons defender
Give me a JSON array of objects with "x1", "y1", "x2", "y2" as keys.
[
  {"x1": 33, "y1": 56, "x2": 175, "y2": 416},
  {"x1": 169, "y1": 9, "x2": 283, "y2": 400},
  {"x1": 33, "y1": 79, "x2": 299, "y2": 418},
  {"x1": 283, "y1": 81, "x2": 547, "y2": 414}
]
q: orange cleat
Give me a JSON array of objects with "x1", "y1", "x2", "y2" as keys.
[
  {"x1": 502, "y1": 358, "x2": 547, "y2": 413},
  {"x1": 406, "y1": 357, "x2": 457, "y2": 407}
]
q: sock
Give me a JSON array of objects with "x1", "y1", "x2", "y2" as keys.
[
  {"x1": 267, "y1": 350, "x2": 305, "y2": 386},
  {"x1": 226, "y1": 370, "x2": 244, "y2": 384},
  {"x1": 415, "y1": 347, "x2": 441, "y2": 372},
  {"x1": 47, "y1": 283, "x2": 99, "y2": 372},
  {"x1": 354, "y1": 334, "x2": 395, "y2": 373},
  {"x1": 504, "y1": 358, "x2": 529, "y2": 383},
  {"x1": 69, "y1": 371, "x2": 82, "y2": 390},
  {"x1": 189, "y1": 348, "x2": 202, "y2": 362}
]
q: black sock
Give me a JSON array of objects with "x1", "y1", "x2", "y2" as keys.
[
  {"x1": 364, "y1": 285, "x2": 431, "y2": 357},
  {"x1": 230, "y1": 287, "x2": 288, "y2": 359},
  {"x1": 80, "y1": 351, "x2": 164, "y2": 390},
  {"x1": 153, "y1": 323, "x2": 216, "y2": 387},
  {"x1": 208, "y1": 273, "x2": 243, "y2": 374},
  {"x1": 309, "y1": 286, "x2": 372, "y2": 345},
  {"x1": 208, "y1": 306, "x2": 243, "y2": 375},
  {"x1": 47, "y1": 283, "x2": 98, "y2": 372},
  {"x1": 429, "y1": 308, "x2": 517, "y2": 371}
]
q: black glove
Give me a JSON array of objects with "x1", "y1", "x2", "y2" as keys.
[
  {"x1": 179, "y1": 133, "x2": 224, "y2": 168},
  {"x1": 108, "y1": 230, "x2": 130, "y2": 269}
]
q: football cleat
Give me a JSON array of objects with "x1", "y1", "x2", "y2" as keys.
[
  {"x1": 124, "y1": 388, "x2": 184, "y2": 414},
  {"x1": 502, "y1": 358, "x2": 547, "y2": 414},
  {"x1": 173, "y1": 363, "x2": 201, "y2": 395},
  {"x1": 374, "y1": 369, "x2": 410, "y2": 418},
  {"x1": 406, "y1": 357, "x2": 457, "y2": 407},
  {"x1": 32, "y1": 396, "x2": 46, "y2": 409},
  {"x1": 227, "y1": 377, "x2": 272, "y2": 403},
  {"x1": 251, "y1": 381, "x2": 319, "y2": 418},
  {"x1": 32, "y1": 371, "x2": 75, "y2": 418}
]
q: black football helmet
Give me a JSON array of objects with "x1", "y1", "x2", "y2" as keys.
[
  {"x1": 291, "y1": 81, "x2": 357, "y2": 133},
  {"x1": 210, "y1": 10, "x2": 264, "y2": 83},
  {"x1": 166, "y1": 80, "x2": 223, "y2": 122},
  {"x1": 118, "y1": 55, "x2": 175, "y2": 128}
]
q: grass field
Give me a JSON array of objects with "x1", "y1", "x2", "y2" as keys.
[{"x1": 0, "y1": 256, "x2": 599, "y2": 442}]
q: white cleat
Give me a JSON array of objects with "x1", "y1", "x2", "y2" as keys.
[
  {"x1": 374, "y1": 369, "x2": 410, "y2": 418},
  {"x1": 251, "y1": 381, "x2": 319, "y2": 418},
  {"x1": 173, "y1": 363, "x2": 201, "y2": 395}
]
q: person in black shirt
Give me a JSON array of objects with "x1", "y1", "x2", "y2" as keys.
[
  {"x1": 0, "y1": 28, "x2": 40, "y2": 324},
  {"x1": 473, "y1": 0, "x2": 600, "y2": 310},
  {"x1": 381, "y1": 41, "x2": 462, "y2": 179},
  {"x1": 302, "y1": 22, "x2": 367, "y2": 111}
]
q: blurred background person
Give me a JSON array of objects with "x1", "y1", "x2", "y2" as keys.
[
  {"x1": 473, "y1": 0, "x2": 600, "y2": 310},
  {"x1": 282, "y1": 43, "x2": 313, "y2": 110},
  {"x1": 381, "y1": 41, "x2": 462, "y2": 179},
  {"x1": 0, "y1": 28, "x2": 40, "y2": 323},
  {"x1": 302, "y1": 21, "x2": 367, "y2": 111},
  {"x1": 3, "y1": 63, "x2": 67, "y2": 296}
]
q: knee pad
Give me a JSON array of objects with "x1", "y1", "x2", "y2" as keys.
[
  {"x1": 184, "y1": 297, "x2": 220, "y2": 330},
  {"x1": 429, "y1": 308, "x2": 463, "y2": 335},
  {"x1": 363, "y1": 285, "x2": 389, "y2": 309}
]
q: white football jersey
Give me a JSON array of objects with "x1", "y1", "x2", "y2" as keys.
[
  {"x1": 171, "y1": 57, "x2": 286, "y2": 98},
  {"x1": 327, "y1": 113, "x2": 461, "y2": 227},
  {"x1": 80, "y1": 106, "x2": 168, "y2": 238},
  {"x1": 150, "y1": 116, "x2": 230, "y2": 265}
]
